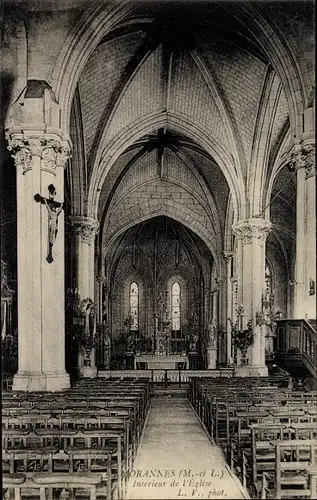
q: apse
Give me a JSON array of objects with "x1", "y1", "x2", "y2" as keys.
[{"x1": 104, "y1": 216, "x2": 214, "y2": 370}]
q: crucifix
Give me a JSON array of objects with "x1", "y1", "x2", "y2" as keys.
[{"x1": 34, "y1": 184, "x2": 63, "y2": 263}]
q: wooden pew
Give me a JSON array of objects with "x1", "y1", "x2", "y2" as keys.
[
  {"x1": 251, "y1": 423, "x2": 317, "y2": 487},
  {"x1": 190, "y1": 377, "x2": 317, "y2": 500},
  {"x1": 275, "y1": 439, "x2": 317, "y2": 499},
  {"x1": 2, "y1": 378, "x2": 151, "y2": 499},
  {"x1": 3, "y1": 472, "x2": 103, "y2": 500},
  {"x1": 2, "y1": 430, "x2": 125, "y2": 499}
]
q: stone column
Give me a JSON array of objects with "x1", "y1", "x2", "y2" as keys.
[
  {"x1": 71, "y1": 216, "x2": 99, "y2": 378},
  {"x1": 96, "y1": 274, "x2": 106, "y2": 368},
  {"x1": 7, "y1": 132, "x2": 71, "y2": 391},
  {"x1": 224, "y1": 251, "x2": 234, "y2": 365},
  {"x1": 216, "y1": 276, "x2": 226, "y2": 364},
  {"x1": 232, "y1": 218, "x2": 271, "y2": 377},
  {"x1": 96, "y1": 274, "x2": 106, "y2": 324},
  {"x1": 288, "y1": 141, "x2": 316, "y2": 319}
]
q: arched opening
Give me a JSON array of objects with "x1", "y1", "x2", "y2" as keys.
[
  {"x1": 129, "y1": 282, "x2": 139, "y2": 332},
  {"x1": 103, "y1": 216, "x2": 215, "y2": 370}
]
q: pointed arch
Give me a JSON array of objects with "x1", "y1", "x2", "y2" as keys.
[
  {"x1": 88, "y1": 111, "x2": 244, "y2": 222},
  {"x1": 129, "y1": 281, "x2": 139, "y2": 331},
  {"x1": 171, "y1": 281, "x2": 181, "y2": 331}
]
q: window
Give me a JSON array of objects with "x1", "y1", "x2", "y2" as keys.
[
  {"x1": 129, "y1": 282, "x2": 139, "y2": 331},
  {"x1": 171, "y1": 282, "x2": 181, "y2": 331}
]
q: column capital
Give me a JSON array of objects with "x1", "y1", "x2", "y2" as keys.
[
  {"x1": 223, "y1": 251, "x2": 234, "y2": 260},
  {"x1": 232, "y1": 218, "x2": 271, "y2": 244},
  {"x1": 71, "y1": 216, "x2": 99, "y2": 245},
  {"x1": 287, "y1": 141, "x2": 315, "y2": 179},
  {"x1": 6, "y1": 132, "x2": 71, "y2": 174},
  {"x1": 215, "y1": 276, "x2": 225, "y2": 284},
  {"x1": 96, "y1": 274, "x2": 106, "y2": 284}
]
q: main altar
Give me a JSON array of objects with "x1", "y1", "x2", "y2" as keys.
[
  {"x1": 119, "y1": 290, "x2": 202, "y2": 370},
  {"x1": 135, "y1": 329, "x2": 188, "y2": 369},
  {"x1": 135, "y1": 354, "x2": 188, "y2": 369}
]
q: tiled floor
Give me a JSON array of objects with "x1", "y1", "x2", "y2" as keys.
[{"x1": 126, "y1": 397, "x2": 248, "y2": 499}]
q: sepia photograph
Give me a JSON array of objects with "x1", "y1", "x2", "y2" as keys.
[{"x1": 1, "y1": 0, "x2": 316, "y2": 498}]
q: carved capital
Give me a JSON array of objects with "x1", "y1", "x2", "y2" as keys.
[
  {"x1": 288, "y1": 142, "x2": 315, "y2": 179},
  {"x1": 215, "y1": 276, "x2": 225, "y2": 284},
  {"x1": 223, "y1": 251, "x2": 234, "y2": 260},
  {"x1": 96, "y1": 275, "x2": 106, "y2": 284},
  {"x1": 302, "y1": 143, "x2": 315, "y2": 179},
  {"x1": 232, "y1": 218, "x2": 271, "y2": 244},
  {"x1": 7, "y1": 137, "x2": 33, "y2": 173},
  {"x1": 6, "y1": 134, "x2": 71, "y2": 174},
  {"x1": 288, "y1": 143, "x2": 305, "y2": 172},
  {"x1": 40, "y1": 138, "x2": 71, "y2": 173},
  {"x1": 56, "y1": 141, "x2": 72, "y2": 169},
  {"x1": 71, "y1": 216, "x2": 99, "y2": 245}
]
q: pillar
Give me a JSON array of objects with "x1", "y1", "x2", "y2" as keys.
[
  {"x1": 96, "y1": 274, "x2": 106, "y2": 323},
  {"x1": 223, "y1": 251, "x2": 234, "y2": 365},
  {"x1": 71, "y1": 216, "x2": 99, "y2": 378},
  {"x1": 96, "y1": 273, "x2": 107, "y2": 369},
  {"x1": 288, "y1": 141, "x2": 316, "y2": 319},
  {"x1": 232, "y1": 218, "x2": 271, "y2": 377},
  {"x1": 216, "y1": 276, "x2": 226, "y2": 364},
  {"x1": 7, "y1": 131, "x2": 71, "y2": 391}
]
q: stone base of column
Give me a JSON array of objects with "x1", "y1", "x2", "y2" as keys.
[
  {"x1": 12, "y1": 371, "x2": 70, "y2": 392},
  {"x1": 234, "y1": 365, "x2": 268, "y2": 377},
  {"x1": 78, "y1": 366, "x2": 98, "y2": 378},
  {"x1": 206, "y1": 347, "x2": 217, "y2": 369}
]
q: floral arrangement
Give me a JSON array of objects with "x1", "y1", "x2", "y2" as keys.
[
  {"x1": 230, "y1": 306, "x2": 254, "y2": 360},
  {"x1": 233, "y1": 321, "x2": 254, "y2": 356}
]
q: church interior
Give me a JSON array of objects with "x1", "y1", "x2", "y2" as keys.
[{"x1": 1, "y1": 0, "x2": 316, "y2": 499}]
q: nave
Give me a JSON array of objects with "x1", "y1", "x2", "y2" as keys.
[
  {"x1": 126, "y1": 391, "x2": 247, "y2": 499},
  {"x1": 1, "y1": 1, "x2": 316, "y2": 497},
  {"x1": 2, "y1": 374, "x2": 317, "y2": 500}
]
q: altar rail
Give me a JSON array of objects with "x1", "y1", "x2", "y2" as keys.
[{"x1": 98, "y1": 369, "x2": 234, "y2": 385}]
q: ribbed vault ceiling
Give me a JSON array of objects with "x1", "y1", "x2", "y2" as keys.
[
  {"x1": 75, "y1": 2, "x2": 290, "y2": 180},
  {"x1": 106, "y1": 215, "x2": 212, "y2": 291},
  {"x1": 69, "y1": 1, "x2": 302, "y2": 262}
]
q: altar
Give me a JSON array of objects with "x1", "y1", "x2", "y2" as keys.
[
  {"x1": 135, "y1": 354, "x2": 188, "y2": 370},
  {"x1": 134, "y1": 327, "x2": 189, "y2": 369}
]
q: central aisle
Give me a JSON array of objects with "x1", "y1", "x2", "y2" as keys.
[{"x1": 126, "y1": 395, "x2": 249, "y2": 499}]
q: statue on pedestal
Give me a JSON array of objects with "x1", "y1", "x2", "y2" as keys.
[
  {"x1": 187, "y1": 310, "x2": 199, "y2": 353},
  {"x1": 81, "y1": 298, "x2": 96, "y2": 360},
  {"x1": 189, "y1": 332, "x2": 199, "y2": 352},
  {"x1": 207, "y1": 319, "x2": 217, "y2": 348}
]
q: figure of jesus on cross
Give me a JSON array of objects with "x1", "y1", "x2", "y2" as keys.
[{"x1": 34, "y1": 184, "x2": 63, "y2": 263}]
